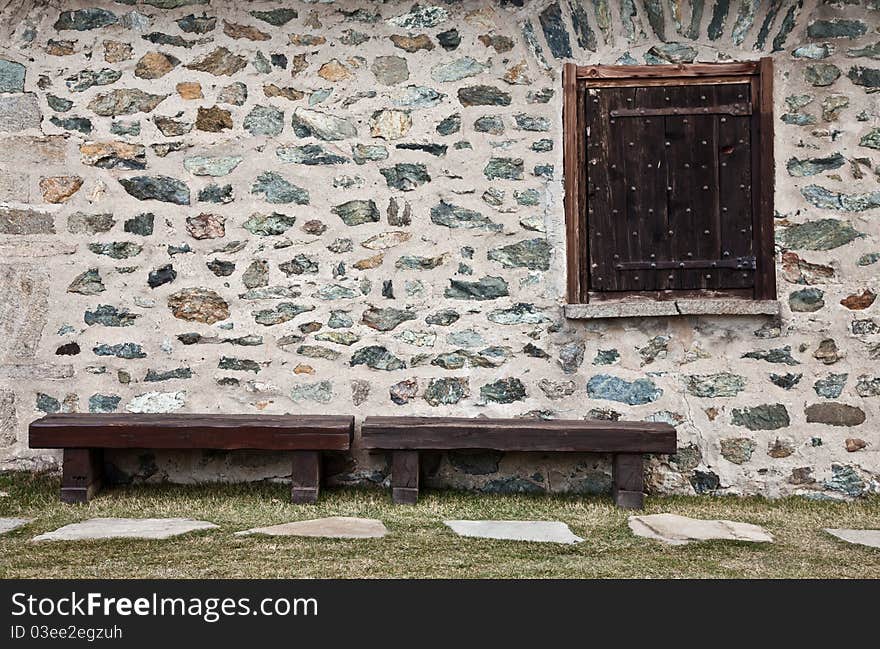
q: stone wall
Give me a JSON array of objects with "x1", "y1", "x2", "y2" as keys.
[{"x1": 0, "y1": 0, "x2": 878, "y2": 499}]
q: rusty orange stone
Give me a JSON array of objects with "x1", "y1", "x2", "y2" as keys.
[
  {"x1": 39, "y1": 176, "x2": 83, "y2": 204},
  {"x1": 222, "y1": 19, "x2": 270, "y2": 41},
  {"x1": 840, "y1": 289, "x2": 876, "y2": 310},
  {"x1": 389, "y1": 34, "x2": 434, "y2": 52},
  {"x1": 318, "y1": 59, "x2": 353, "y2": 82},
  {"x1": 176, "y1": 82, "x2": 203, "y2": 100}
]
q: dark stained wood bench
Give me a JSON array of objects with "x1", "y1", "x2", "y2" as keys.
[
  {"x1": 28, "y1": 414, "x2": 354, "y2": 504},
  {"x1": 361, "y1": 416, "x2": 676, "y2": 509}
]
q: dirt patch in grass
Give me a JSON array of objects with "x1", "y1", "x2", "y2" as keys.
[{"x1": 1, "y1": 472, "x2": 877, "y2": 579}]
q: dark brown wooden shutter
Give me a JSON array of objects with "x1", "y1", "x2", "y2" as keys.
[{"x1": 584, "y1": 82, "x2": 756, "y2": 293}]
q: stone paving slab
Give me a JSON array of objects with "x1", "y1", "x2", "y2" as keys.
[
  {"x1": 0, "y1": 518, "x2": 31, "y2": 535},
  {"x1": 825, "y1": 528, "x2": 880, "y2": 549},
  {"x1": 32, "y1": 518, "x2": 218, "y2": 541},
  {"x1": 236, "y1": 517, "x2": 387, "y2": 539},
  {"x1": 628, "y1": 513, "x2": 773, "y2": 546},
  {"x1": 444, "y1": 520, "x2": 583, "y2": 544}
]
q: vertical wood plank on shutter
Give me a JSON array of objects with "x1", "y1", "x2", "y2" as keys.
[
  {"x1": 586, "y1": 87, "x2": 614, "y2": 291},
  {"x1": 716, "y1": 83, "x2": 755, "y2": 290},
  {"x1": 605, "y1": 88, "x2": 635, "y2": 291},
  {"x1": 618, "y1": 86, "x2": 648, "y2": 292},
  {"x1": 664, "y1": 86, "x2": 699, "y2": 290},
  {"x1": 687, "y1": 87, "x2": 720, "y2": 291}
]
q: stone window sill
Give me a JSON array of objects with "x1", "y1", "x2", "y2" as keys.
[{"x1": 564, "y1": 299, "x2": 780, "y2": 320}]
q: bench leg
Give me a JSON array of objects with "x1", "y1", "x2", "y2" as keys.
[
  {"x1": 391, "y1": 450, "x2": 419, "y2": 505},
  {"x1": 61, "y1": 449, "x2": 103, "y2": 504},
  {"x1": 612, "y1": 453, "x2": 644, "y2": 510},
  {"x1": 291, "y1": 451, "x2": 321, "y2": 504}
]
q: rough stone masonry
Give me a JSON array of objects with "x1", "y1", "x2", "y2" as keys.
[{"x1": 0, "y1": 0, "x2": 878, "y2": 500}]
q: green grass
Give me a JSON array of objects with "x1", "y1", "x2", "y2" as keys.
[{"x1": 0, "y1": 471, "x2": 878, "y2": 579}]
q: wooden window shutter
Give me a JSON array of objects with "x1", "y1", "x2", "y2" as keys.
[{"x1": 563, "y1": 61, "x2": 775, "y2": 304}]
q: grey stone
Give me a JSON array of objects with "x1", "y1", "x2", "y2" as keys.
[
  {"x1": 184, "y1": 156, "x2": 242, "y2": 177},
  {"x1": 431, "y1": 57, "x2": 486, "y2": 83},
  {"x1": 786, "y1": 153, "x2": 845, "y2": 177},
  {"x1": 362, "y1": 306, "x2": 416, "y2": 331},
  {"x1": 781, "y1": 219, "x2": 863, "y2": 251},
  {"x1": 849, "y1": 66, "x2": 880, "y2": 89},
  {"x1": 88, "y1": 242, "x2": 143, "y2": 259},
  {"x1": 645, "y1": 43, "x2": 697, "y2": 64},
  {"x1": 66, "y1": 68, "x2": 121, "y2": 93},
  {"x1": 372, "y1": 56, "x2": 409, "y2": 85},
  {"x1": 253, "y1": 303, "x2": 314, "y2": 326},
  {"x1": 847, "y1": 42, "x2": 880, "y2": 60},
  {"x1": 380, "y1": 163, "x2": 430, "y2": 191},
  {"x1": 721, "y1": 438, "x2": 756, "y2": 465},
  {"x1": 430, "y1": 201, "x2": 499, "y2": 230},
  {"x1": 458, "y1": 86, "x2": 511, "y2": 107},
  {"x1": 770, "y1": 373, "x2": 802, "y2": 390},
  {"x1": 437, "y1": 29, "x2": 460, "y2": 51},
  {"x1": 587, "y1": 375, "x2": 662, "y2": 405},
  {"x1": 85, "y1": 305, "x2": 139, "y2": 327},
  {"x1": 638, "y1": 335, "x2": 669, "y2": 365},
  {"x1": 251, "y1": 172, "x2": 309, "y2": 205},
  {"x1": 436, "y1": 113, "x2": 461, "y2": 136},
  {"x1": 0, "y1": 518, "x2": 30, "y2": 535},
  {"x1": 333, "y1": 200, "x2": 379, "y2": 226},
  {"x1": 731, "y1": 404, "x2": 790, "y2": 430},
  {"x1": 824, "y1": 529, "x2": 880, "y2": 549},
  {"x1": 243, "y1": 212, "x2": 296, "y2": 236},
  {"x1": 448, "y1": 450, "x2": 502, "y2": 475},
  {"x1": 861, "y1": 128, "x2": 880, "y2": 150},
  {"x1": 89, "y1": 394, "x2": 121, "y2": 413},
  {"x1": 93, "y1": 342, "x2": 146, "y2": 359},
  {"x1": 120, "y1": 176, "x2": 190, "y2": 205},
  {"x1": 685, "y1": 373, "x2": 746, "y2": 397},
  {"x1": 425, "y1": 377, "x2": 469, "y2": 405},
  {"x1": 279, "y1": 254, "x2": 318, "y2": 276},
  {"x1": 244, "y1": 105, "x2": 284, "y2": 137},
  {"x1": 237, "y1": 517, "x2": 387, "y2": 539},
  {"x1": 474, "y1": 115, "x2": 504, "y2": 134},
  {"x1": 487, "y1": 302, "x2": 551, "y2": 325},
  {"x1": 558, "y1": 342, "x2": 585, "y2": 374},
  {"x1": 250, "y1": 8, "x2": 297, "y2": 26},
  {"x1": 445, "y1": 520, "x2": 582, "y2": 544},
  {"x1": 628, "y1": 514, "x2": 773, "y2": 546},
  {"x1": 480, "y1": 378, "x2": 526, "y2": 403},
  {"x1": 593, "y1": 349, "x2": 620, "y2": 366},
  {"x1": 0, "y1": 94, "x2": 41, "y2": 131},
  {"x1": 389, "y1": 5, "x2": 447, "y2": 29},
  {"x1": 484, "y1": 157, "x2": 523, "y2": 180},
  {"x1": 789, "y1": 288, "x2": 825, "y2": 312},
  {"x1": 277, "y1": 145, "x2": 348, "y2": 166},
  {"x1": 801, "y1": 185, "x2": 880, "y2": 212},
  {"x1": 350, "y1": 346, "x2": 406, "y2": 371},
  {"x1": 54, "y1": 8, "x2": 118, "y2": 31},
  {"x1": 145, "y1": 367, "x2": 192, "y2": 382},
  {"x1": 0, "y1": 59, "x2": 25, "y2": 93},
  {"x1": 47, "y1": 95, "x2": 74, "y2": 112},
  {"x1": 807, "y1": 20, "x2": 867, "y2": 39},
  {"x1": 444, "y1": 276, "x2": 509, "y2": 300},
  {"x1": 68, "y1": 269, "x2": 105, "y2": 295},
  {"x1": 33, "y1": 518, "x2": 216, "y2": 541},
  {"x1": 856, "y1": 375, "x2": 880, "y2": 398},
  {"x1": 805, "y1": 63, "x2": 841, "y2": 86},
  {"x1": 291, "y1": 107, "x2": 357, "y2": 140},
  {"x1": 177, "y1": 13, "x2": 217, "y2": 33},
  {"x1": 792, "y1": 43, "x2": 834, "y2": 60},
  {"x1": 186, "y1": 47, "x2": 247, "y2": 76},
  {"x1": 814, "y1": 374, "x2": 847, "y2": 399},
  {"x1": 88, "y1": 89, "x2": 166, "y2": 117},
  {"x1": 352, "y1": 144, "x2": 389, "y2": 164},
  {"x1": 488, "y1": 239, "x2": 551, "y2": 270},
  {"x1": 1, "y1": 207, "x2": 54, "y2": 235},
  {"x1": 539, "y1": 2, "x2": 572, "y2": 59}
]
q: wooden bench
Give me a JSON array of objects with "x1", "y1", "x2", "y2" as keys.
[
  {"x1": 28, "y1": 413, "x2": 353, "y2": 504},
  {"x1": 361, "y1": 416, "x2": 676, "y2": 509}
]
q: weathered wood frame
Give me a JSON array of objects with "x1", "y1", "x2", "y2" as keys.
[{"x1": 563, "y1": 60, "x2": 776, "y2": 305}]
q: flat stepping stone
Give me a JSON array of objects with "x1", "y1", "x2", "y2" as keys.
[
  {"x1": 444, "y1": 520, "x2": 583, "y2": 544},
  {"x1": 32, "y1": 518, "x2": 218, "y2": 541},
  {"x1": 236, "y1": 517, "x2": 387, "y2": 539},
  {"x1": 825, "y1": 528, "x2": 880, "y2": 549},
  {"x1": 0, "y1": 518, "x2": 31, "y2": 535},
  {"x1": 629, "y1": 513, "x2": 773, "y2": 546}
]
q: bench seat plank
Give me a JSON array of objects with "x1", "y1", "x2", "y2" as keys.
[
  {"x1": 29, "y1": 414, "x2": 353, "y2": 451},
  {"x1": 361, "y1": 416, "x2": 675, "y2": 454}
]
